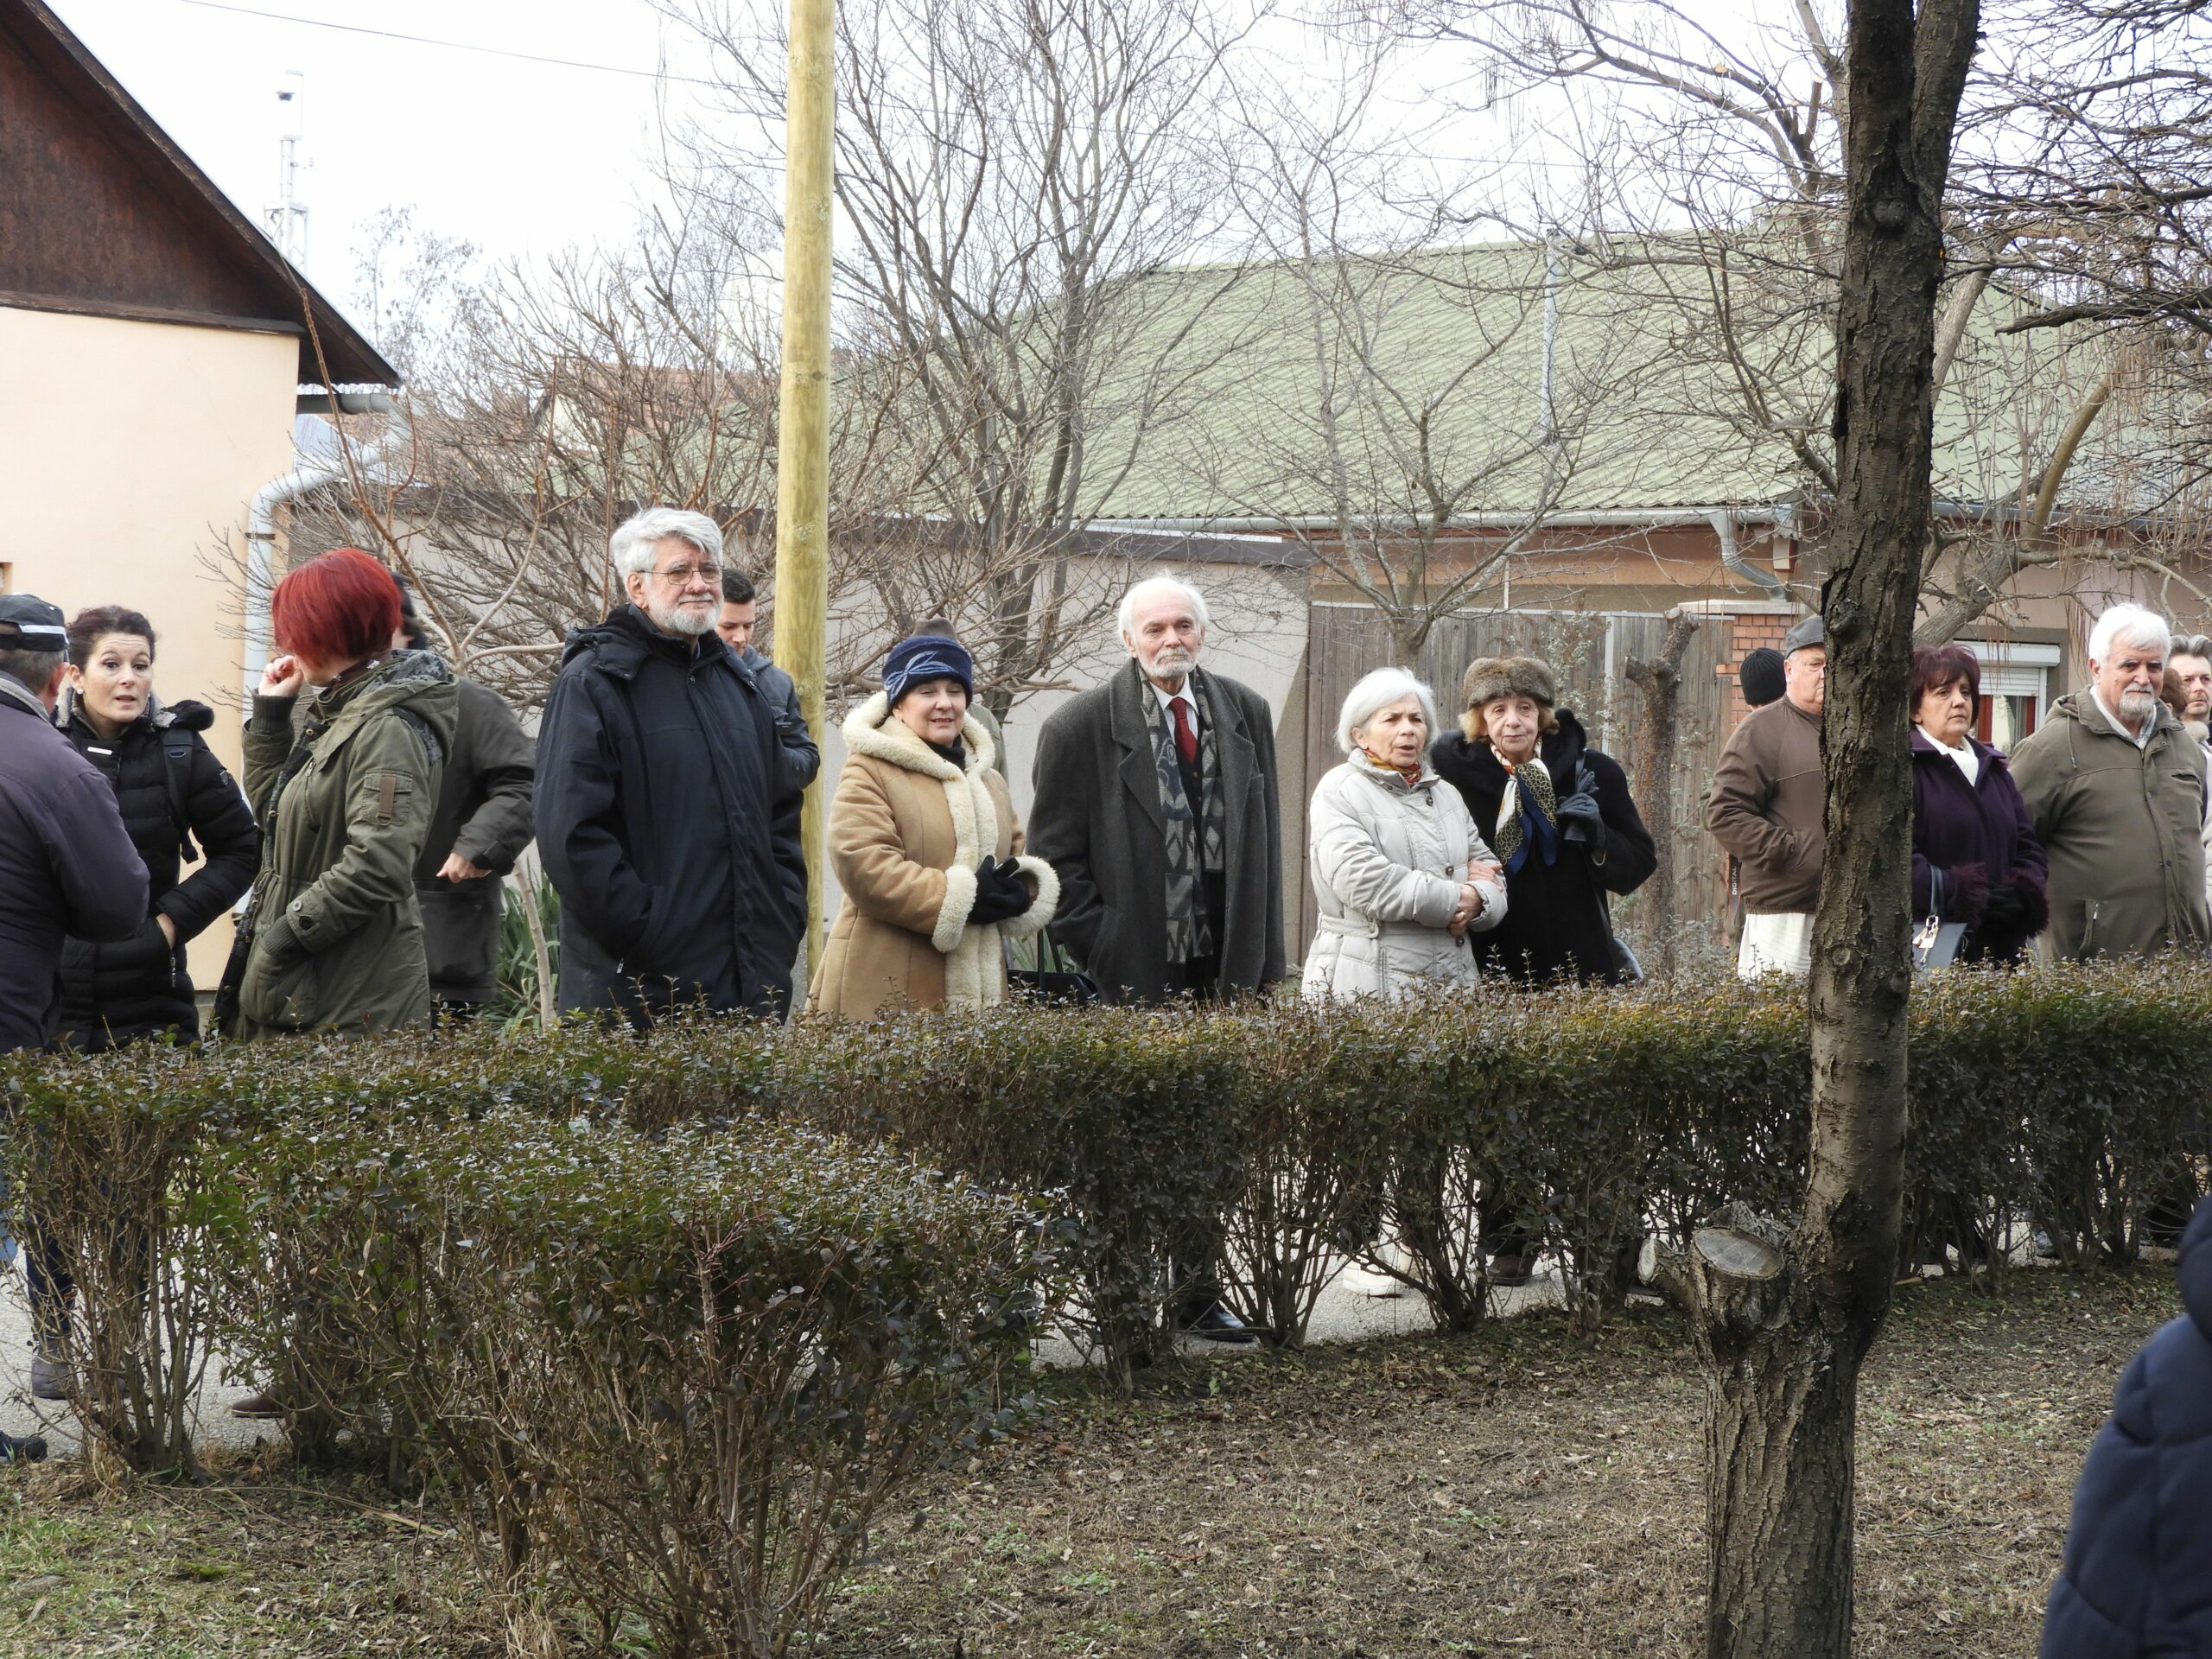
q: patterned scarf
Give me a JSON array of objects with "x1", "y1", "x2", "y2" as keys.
[
  {"x1": 1361, "y1": 746, "x2": 1425, "y2": 786},
  {"x1": 1491, "y1": 753, "x2": 1560, "y2": 877},
  {"x1": 1147, "y1": 666, "x2": 1225, "y2": 964}
]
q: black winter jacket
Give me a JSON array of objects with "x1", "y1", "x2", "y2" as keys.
[
  {"x1": 413, "y1": 676, "x2": 535, "y2": 1004},
  {"x1": 0, "y1": 673, "x2": 147, "y2": 1052},
  {"x1": 2042, "y1": 1195, "x2": 2212, "y2": 1656},
  {"x1": 1432, "y1": 709, "x2": 1656, "y2": 986},
  {"x1": 57, "y1": 698, "x2": 260, "y2": 1049},
  {"x1": 536, "y1": 607, "x2": 805, "y2": 1023},
  {"x1": 740, "y1": 645, "x2": 822, "y2": 792}
]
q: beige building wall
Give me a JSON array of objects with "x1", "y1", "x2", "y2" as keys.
[{"x1": 0, "y1": 305, "x2": 299, "y2": 988}]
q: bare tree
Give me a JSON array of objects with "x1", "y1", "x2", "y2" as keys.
[
  {"x1": 663, "y1": 0, "x2": 1267, "y2": 715},
  {"x1": 1177, "y1": 54, "x2": 1641, "y2": 663},
  {"x1": 1396, "y1": 0, "x2": 2187, "y2": 646},
  {"x1": 292, "y1": 203, "x2": 909, "y2": 714}
]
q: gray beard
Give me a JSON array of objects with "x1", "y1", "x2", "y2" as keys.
[
  {"x1": 647, "y1": 598, "x2": 716, "y2": 638},
  {"x1": 2120, "y1": 688, "x2": 2159, "y2": 722}
]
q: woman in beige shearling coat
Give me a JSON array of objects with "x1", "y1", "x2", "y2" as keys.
[{"x1": 811, "y1": 636, "x2": 1058, "y2": 1019}]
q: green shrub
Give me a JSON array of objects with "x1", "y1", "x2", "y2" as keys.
[
  {"x1": 1, "y1": 1041, "x2": 228, "y2": 1478},
  {"x1": 780, "y1": 1005, "x2": 1249, "y2": 1389}
]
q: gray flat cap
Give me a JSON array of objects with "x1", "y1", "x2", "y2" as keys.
[{"x1": 1782, "y1": 615, "x2": 1826, "y2": 657}]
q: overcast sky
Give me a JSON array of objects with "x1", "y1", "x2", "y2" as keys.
[
  {"x1": 52, "y1": 0, "x2": 690, "y2": 315},
  {"x1": 47, "y1": 0, "x2": 1799, "y2": 347}
]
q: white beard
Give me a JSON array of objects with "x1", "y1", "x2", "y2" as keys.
[{"x1": 648, "y1": 597, "x2": 716, "y2": 638}]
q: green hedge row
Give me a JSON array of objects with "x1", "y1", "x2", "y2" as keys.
[
  {"x1": 3, "y1": 1037, "x2": 1045, "y2": 1657},
  {"x1": 4, "y1": 963, "x2": 2208, "y2": 1651}
]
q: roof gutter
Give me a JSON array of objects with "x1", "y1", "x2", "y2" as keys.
[
  {"x1": 242, "y1": 410, "x2": 410, "y2": 705},
  {"x1": 1089, "y1": 505, "x2": 1784, "y2": 533}
]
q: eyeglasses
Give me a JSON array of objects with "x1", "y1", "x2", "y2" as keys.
[{"x1": 650, "y1": 563, "x2": 722, "y2": 585}]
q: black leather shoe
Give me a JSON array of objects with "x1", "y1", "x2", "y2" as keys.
[{"x1": 1176, "y1": 1302, "x2": 1259, "y2": 1344}]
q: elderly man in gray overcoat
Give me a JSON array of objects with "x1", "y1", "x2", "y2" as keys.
[
  {"x1": 1028, "y1": 575, "x2": 1286, "y2": 1006},
  {"x1": 1027, "y1": 575, "x2": 1285, "y2": 1344}
]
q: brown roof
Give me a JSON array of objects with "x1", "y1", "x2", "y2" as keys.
[{"x1": 0, "y1": 0, "x2": 397, "y2": 386}]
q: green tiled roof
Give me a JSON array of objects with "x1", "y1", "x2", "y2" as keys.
[{"x1": 1078, "y1": 237, "x2": 2121, "y2": 523}]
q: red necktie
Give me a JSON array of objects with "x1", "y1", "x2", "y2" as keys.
[{"x1": 1171, "y1": 696, "x2": 1198, "y2": 768}]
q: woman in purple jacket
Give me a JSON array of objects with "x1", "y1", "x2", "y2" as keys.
[{"x1": 1910, "y1": 644, "x2": 2050, "y2": 963}]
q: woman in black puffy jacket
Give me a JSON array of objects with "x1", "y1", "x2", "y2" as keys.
[{"x1": 56, "y1": 607, "x2": 260, "y2": 1050}]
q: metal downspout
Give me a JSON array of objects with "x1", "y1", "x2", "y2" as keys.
[{"x1": 1711, "y1": 509, "x2": 1786, "y2": 600}]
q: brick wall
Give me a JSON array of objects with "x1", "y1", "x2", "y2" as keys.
[{"x1": 1716, "y1": 612, "x2": 1795, "y2": 732}]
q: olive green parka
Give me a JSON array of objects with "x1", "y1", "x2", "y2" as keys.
[{"x1": 226, "y1": 651, "x2": 459, "y2": 1038}]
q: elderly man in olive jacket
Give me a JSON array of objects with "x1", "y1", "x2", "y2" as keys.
[
  {"x1": 1706, "y1": 615, "x2": 1827, "y2": 979},
  {"x1": 2012, "y1": 602, "x2": 2210, "y2": 960}
]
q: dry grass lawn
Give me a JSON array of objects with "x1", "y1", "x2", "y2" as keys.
[{"x1": 0, "y1": 1266, "x2": 2173, "y2": 1658}]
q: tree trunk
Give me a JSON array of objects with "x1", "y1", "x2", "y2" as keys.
[
  {"x1": 1624, "y1": 607, "x2": 1698, "y2": 975},
  {"x1": 1688, "y1": 3, "x2": 1980, "y2": 1656}
]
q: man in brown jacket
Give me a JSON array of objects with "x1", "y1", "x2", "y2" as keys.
[
  {"x1": 2011, "y1": 603, "x2": 2210, "y2": 960},
  {"x1": 1707, "y1": 614, "x2": 1826, "y2": 978}
]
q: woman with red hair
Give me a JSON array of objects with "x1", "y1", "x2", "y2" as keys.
[{"x1": 219, "y1": 547, "x2": 458, "y2": 1039}]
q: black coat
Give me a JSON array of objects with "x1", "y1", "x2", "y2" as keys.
[
  {"x1": 1431, "y1": 709, "x2": 1656, "y2": 986},
  {"x1": 1909, "y1": 728, "x2": 2050, "y2": 964},
  {"x1": 536, "y1": 606, "x2": 805, "y2": 1023},
  {"x1": 1028, "y1": 659, "x2": 1285, "y2": 1004},
  {"x1": 740, "y1": 645, "x2": 822, "y2": 792},
  {"x1": 0, "y1": 674, "x2": 147, "y2": 1053},
  {"x1": 413, "y1": 676, "x2": 536, "y2": 1005},
  {"x1": 57, "y1": 698, "x2": 260, "y2": 1050},
  {"x1": 2042, "y1": 1195, "x2": 2212, "y2": 1657}
]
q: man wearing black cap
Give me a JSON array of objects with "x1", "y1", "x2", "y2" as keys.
[
  {"x1": 0, "y1": 594, "x2": 148, "y2": 1462},
  {"x1": 1707, "y1": 614, "x2": 1827, "y2": 977}
]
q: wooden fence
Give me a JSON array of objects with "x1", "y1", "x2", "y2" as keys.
[{"x1": 1298, "y1": 602, "x2": 1739, "y2": 951}]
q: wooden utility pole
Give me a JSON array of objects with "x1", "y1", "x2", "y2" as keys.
[{"x1": 777, "y1": 0, "x2": 835, "y2": 969}]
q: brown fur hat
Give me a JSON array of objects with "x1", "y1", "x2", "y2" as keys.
[{"x1": 1460, "y1": 655, "x2": 1556, "y2": 710}]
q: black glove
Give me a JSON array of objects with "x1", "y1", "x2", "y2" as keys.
[
  {"x1": 1980, "y1": 881, "x2": 2026, "y2": 930},
  {"x1": 1556, "y1": 777, "x2": 1605, "y2": 845},
  {"x1": 966, "y1": 856, "x2": 1033, "y2": 926}
]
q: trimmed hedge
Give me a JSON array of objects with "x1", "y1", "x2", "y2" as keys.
[
  {"x1": 3, "y1": 1027, "x2": 1046, "y2": 1658},
  {"x1": 4, "y1": 963, "x2": 2209, "y2": 1641}
]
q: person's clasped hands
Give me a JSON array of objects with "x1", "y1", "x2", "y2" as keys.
[{"x1": 966, "y1": 855, "x2": 1034, "y2": 925}]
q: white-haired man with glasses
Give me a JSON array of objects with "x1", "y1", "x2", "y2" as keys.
[
  {"x1": 535, "y1": 507, "x2": 806, "y2": 1022},
  {"x1": 2012, "y1": 601, "x2": 2211, "y2": 960}
]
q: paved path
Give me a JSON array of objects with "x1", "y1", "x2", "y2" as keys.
[{"x1": 0, "y1": 1253, "x2": 1568, "y2": 1459}]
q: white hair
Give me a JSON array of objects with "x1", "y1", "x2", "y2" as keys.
[
  {"x1": 1117, "y1": 575, "x2": 1211, "y2": 639},
  {"x1": 610, "y1": 506, "x2": 725, "y2": 578},
  {"x1": 1337, "y1": 667, "x2": 1440, "y2": 756},
  {"x1": 2088, "y1": 602, "x2": 2171, "y2": 664}
]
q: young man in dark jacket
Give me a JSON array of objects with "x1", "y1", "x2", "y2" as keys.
[
  {"x1": 2042, "y1": 1194, "x2": 2212, "y2": 1656},
  {"x1": 717, "y1": 569, "x2": 821, "y2": 793},
  {"x1": 0, "y1": 594, "x2": 147, "y2": 1463},
  {"x1": 393, "y1": 586, "x2": 536, "y2": 1015},
  {"x1": 537, "y1": 508, "x2": 805, "y2": 1024}
]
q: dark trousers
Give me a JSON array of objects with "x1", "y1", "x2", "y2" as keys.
[{"x1": 1162, "y1": 952, "x2": 1229, "y2": 1316}]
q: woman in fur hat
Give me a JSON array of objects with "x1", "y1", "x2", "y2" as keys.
[
  {"x1": 1432, "y1": 655, "x2": 1658, "y2": 1286},
  {"x1": 1431, "y1": 655, "x2": 1656, "y2": 988},
  {"x1": 810, "y1": 633, "x2": 1060, "y2": 1019}
]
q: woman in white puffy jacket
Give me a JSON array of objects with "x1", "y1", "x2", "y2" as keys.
[{"x1": 1303, "y1": 667, "x2": 1507, "y2": 1001}]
